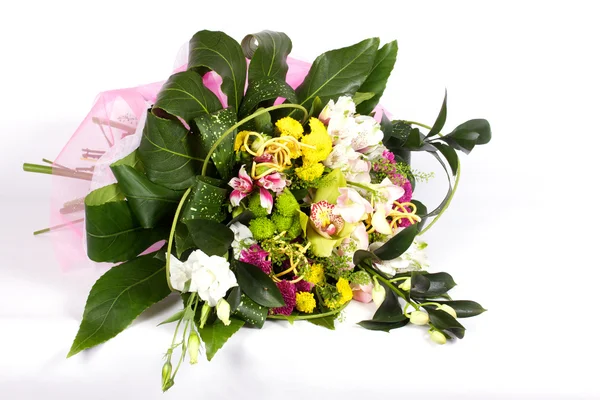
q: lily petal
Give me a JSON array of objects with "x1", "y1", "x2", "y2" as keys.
[
  {"x1": 258, "y1": 187, "x2": 273, "y2": 214},
  {"x1": 230, "y1": 190, "x2": 248, "y2": 207}
]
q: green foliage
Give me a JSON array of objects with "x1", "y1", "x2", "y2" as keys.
[
  {"x1": 193, "y1": 108, "x2": 237, "y2": 179},
  {"x1": 235, "y1": 261, "x2": 285, "y2": 308},
  {"x1": 355, "y1": 40, "x2": 398, "y2": 115},
  {"x1": 68, "y1": 252, "x2": 170, "y2": 357},
  {"x1": 247, "y1": 192, "x2": 268, "y2": 217},
  {"x1": 272, "y1": 213, "x2": 294, "y2": 232},
  {"x1": 199, "y1": 318, "x2": 245, "y2": 361},
  {"x1": 274, "y1": 188, "x2": 300, "y2": 216}
]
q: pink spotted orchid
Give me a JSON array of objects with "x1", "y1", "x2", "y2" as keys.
[
  {"x1": 310, "y1": 200, "x2": 345, "y2": 238},
  {"x1": 228, "y1": 165, "x2": 254, "y2": 207}
]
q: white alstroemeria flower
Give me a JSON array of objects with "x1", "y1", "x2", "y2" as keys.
[
  {"x1": 323, "y1": 143, "x2": 358, "y2": 169},
  {"x1": 229, "y1": 221, "x2": 255, "y2": 259},
  {"x1": 351, "y1": 115, "x2": 384, "y2": 152},
  {"x1": 368, "y1": 238, "x2": 429, "y2": 276},
  {"x1": 186, "y1": 250, "x2": 238, "y2": 306},
  {"x1": 360, "y1": 143, "x2": 386, "y2": 161},
  {"x1": 319, "y1": 95, "x2": 356, "y2": 123},
  {"x1": 345, "y1": 157, "x2": 372, "y2": 184},
  {"x1": 334, "y1": 187, "x2": 373, "y2": 223}
]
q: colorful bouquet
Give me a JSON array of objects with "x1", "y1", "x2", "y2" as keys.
[{"x1": 24, "y1": 30, "x2": 491, "y2": 391}]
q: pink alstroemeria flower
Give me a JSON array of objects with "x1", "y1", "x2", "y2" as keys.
[
  {"x1": 333, "y1": 187, "x2": 373, "y2": 223},
  {"x1": 228, "y1": 165, "x2": 254, "y2": 207},
  {"x1": 351, "y1": 283, "x2": 374, "y2": 303},
  {"x1": 257, "y1": 172, "x2": 286, "y2": 193}
]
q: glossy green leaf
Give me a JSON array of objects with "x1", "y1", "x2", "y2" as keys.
[
  {"x1": 431, "y1": 142, "x2": 459, "y2": 176},
  {"x1": 181, "y1": 175, "x2": 229, "y2": 223},
  {"x1": 449, "y1": 119, "x2": 492, "y2": 145},
  {"x1": 68, "y1": 252, "x2": 171, "y2": 357},
  {"x1": 239, "y1": 77, "x2": 297, "y2": 117},
  {"x1": 308, "y1": 314, "x2": 337, "y2": 330},
  {"x1": 411, "y1": 272, "x2": 457, "y2": 298},
  {"x1": 184, "y1": 219, "x2": 233, "y2": 257},
  {"x1": 358, "y1": 316, "x2": 409, "y2": 332},
  {"x1": 153, "y1": 70, "x2": 223, "y2": 123},
  {"x1": 294, "y1": 37, "x2": 379, "y2": 116},
  {"x1": 373, "y1": 284, "x2": 404, "y2": 323},
  {"x1": 308, "y1": 96, "x2": 323, "y2": 118},
  {"x1": 188, "y1": 30, "x2": 246, "y2": 112},
  {"x1": 373, "y1": 223, "x2": 419, "y2": 261},
  {"x1": 355, "y1": 40, "x2": 398, "y2": 115},
  {"x1": 352, "y1": 249, "x2": 380, "y2": 267},
  {"x1": 242, "y1": 30, "x2": 292, "y2": 82},
  {"x1": 138, "y1": 111, "x2": 201, "y2": 191},
  {"x1": 199, "y1": 318, "x2": 245, "y2": 361},
  {"x1": 174, "y1": 223, "x2": 195, "y2": 258},
  {"x1": 234, "y1": 293, "x2": 268, "y2": 328},
  {"x1": 410, "y1": 272, "x2": 431, "y2": 294},
  {"x1": 111, "y1": 164, "x2": 181, "y2": 229},
  {"x1": 434, "y1": 300, "x2": 487, "y2": 318},
  {"x1": 85, "y1": 184, "x2": 165, "y2": 262},
  {"x1": 428, "y1": 308, "x2": 465, "y2": 339},
  {"x1": 411, "y1": 200, "x2": 428, "y2": 231},
  {"x1": 226, "y1": 286, "x2": 242, "y2": 312},
  {"x1": 426, "y1": 90, "x2": 447, "y2": 138},
  {"x1": 193, "y1": 108, "x2": 237, "y2": 179},
  {"x1": 424, "y1": 151, "x2": 453, "y2": 217},
  {"x1": 235, "y1": 261, "x2": 285, "y2": 308}
]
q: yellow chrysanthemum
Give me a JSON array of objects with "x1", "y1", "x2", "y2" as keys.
[
  {"x1": 234, "y1": 130, "x2": 252, "y2": 151},
  {"x1": 301, "y1": 118, "x2": 332, "y2": 164},
  {"x1": 295, "y1": 162, "x2": 325, "y2": 182},
  {"x1": 276, "y1": 117, "x2": 304, "y2": 139},
  {"x1": 295, "y1": 292, "x2": 316, "y2": 313},
  {"x1": 283, "y1": 139, "x2": 302, "y2": 159},
  {"x1": 336, "y1": 278, "x2": 353, "y2": 305},
  {"x1": 305, "y1": 263, "x2": 325, "y2": 285}
]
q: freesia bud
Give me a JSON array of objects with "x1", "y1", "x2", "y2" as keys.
[
  {"x1": 438, "y1": 304, "x2": 457, "y2": 319},
  {"x1": 199, "y1": 303, "x2": 211, "y2": 329},
  {"x1": 429, "y1": 330, "x2": 447, "y2": 345},
  {"x1": 187, "y1": 331, "x2": 200, "y2": 365},
  {"x1": 216, "y1": 298, "x2": 231, "y2": 326},
  {"x1": 409, "y1": 310, "x2": 429, "y2": 325},
  {"x1": 399, "y1": 278, "x2": 411, "y2": 292},
  {"x1": 372, "y1": 281, "x2": 386, "y2": 307}
]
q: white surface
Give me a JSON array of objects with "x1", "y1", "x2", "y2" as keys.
[{"x1": 1, "y1": 1, "x2": 599, "y2": 399}]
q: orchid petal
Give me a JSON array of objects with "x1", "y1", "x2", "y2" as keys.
[{"x1": 372, "y1": 207, "x2": 392, "y2": 235}]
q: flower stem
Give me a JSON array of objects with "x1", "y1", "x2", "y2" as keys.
[
  {"x1": 23, "y1": 163, "x2": 93, "y2": 181},
  {"x1": 346, "y1": 181, "x2": 376, "y2": 193},
  {"x1": 165, "y1": 187, "x2": 193, "y2": 291},
  {"x1": 403, "y1": 121, "x2": 432, "y2": 130},
  {"x1": 267, "y1": 302, "x2": 349, "y2": 321},
  {"x1": 201, "y1": 103, "x2": 309, "y2": 176},
  {"x1": 33, "y1": 218, "x2": 84, "y2": 235},
  {"x1": 418, "y1": 158, "x2": 461, "y2": 236}
]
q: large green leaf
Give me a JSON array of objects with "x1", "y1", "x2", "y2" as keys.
[
  {"x1": 428, "y1": 308, "x2": 466, "y2": 339},
  {"x1": 426, "y1": 90, "x2": 447, "y2": 138},
  {"x1": 188, "y1": 30, "x2": 246, "y2": 112},
  {"x1": 234, "y1": 293, "x2": 268, "y2": 328},
  {"x1": 85, "y1": 184, "x2": 165, "y2": 262},
  {"x1": 294, "y1": 38, "x2": 379, "y2": 115},
  {"x1": 239, "y1": 77, "x2": 297, "y2": 117},
  {"x1": 372, "y1": 284, "x2": 404, "y2": 323},
  {"x1": 411, "y1": 272, "x2": 457, "y2": 298},
  {"x1": 372, "y1": 223, "x2": 419, "y2": 261},
  {"x1": 111, "y1": 164, "x2": 181, "y2": 229},
  {"x1": 242, "y1": 30, "x2": 292, "y2": 82},
  {"x1": 431, "y1": 142, "x2": 459, "y2": 176},
  {"x1": 181, "y1": 175, "x2": 229, "y2": 223},
  {"x1": 441, "y1": 119, "x2": 492, "y2": 154},
  {"x1": 235, "y1": 261, "x2": 285, "y2": 308},
  {"x1": 68, "y1": 252, "x2": 171, "y2": 357},
  {"x1": 138, "y1": 111, "x2": 201, "y2": 191},
  {"x1": 199, "y1": 318, "x2": 245, "y2": 361},
  {"x1": 358, "y1": 317, "x2": 408, "y2": 332},
  {"x1": 153, "y1": 70, "x2": 223, "y2": 123},
  {"x1": 183, "y1": 219, "x2": 234, "y2": 257},
  {"x1": 308, "y1": 314, "x2": 337, "y2": 330},
  {"x1": 355, "y1": 40, "x2": 398, "y2": 115},
  {"x1": 193, "y1": 108, "x2": 237, "y2": 179}
]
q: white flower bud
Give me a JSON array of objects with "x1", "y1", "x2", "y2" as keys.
[
  {"x1": 429, "y1": 330, "x2": 447, "y2": 345},
  {"x1": 199, "y1": 303, "x2": 211, "y2": 329},
  {"x1": 161, "y1": 360, "x2": 172, "y2": 391},
  {"x1": 216, "y1": 298, "x2": 231, "y2": 326},
  {"x1": 409, "y1": 310, "x2": 429, "y2": 325},
  {"x1": 187, "y1": 331, "x2": 200, "y2": 365},
  {"x1": 399, "y1": 278, "x2": 411, "y2": 292},
  {"x1": 372, "y1": 282, "x2": 386, "y2": 307},
  {"x1": 438, "y1": 304, "x2": 457, "y2": 319}
]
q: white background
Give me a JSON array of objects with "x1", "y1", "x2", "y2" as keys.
[{"x1": 1, "y1": 0, "x2": 599, "y2": 399}]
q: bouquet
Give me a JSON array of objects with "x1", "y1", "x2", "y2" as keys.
[{"x1": 23, "y1": 30, "x2": 491, "y2": 391}]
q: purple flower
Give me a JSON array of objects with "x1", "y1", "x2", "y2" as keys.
[
  {"x1": 271, "y1": 280, "x2": 296, "y2": 316},
  {"x1": 240, "y1": 244, "x2": 272, "y2": 274}
]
